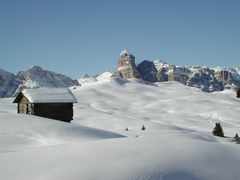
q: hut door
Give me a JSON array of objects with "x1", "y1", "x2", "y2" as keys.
[{"x1": 24, "y1": 104, "x2": 29, "y2": 114}]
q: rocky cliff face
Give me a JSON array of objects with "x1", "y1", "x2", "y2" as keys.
[
  {"x1": 138, "y1": 60, "x2": 240, "y2": 92},
  {"x1": 0, "y1": 69, "x2": 20, "y2": 97},
  {"x1": 186, "y1": 67, "x2": 223, "y2": 92},
  {"x1": 112, "y1": 50, "x2": 141, "y2": 79},
  {"x1": 137, "y1": 61, "x2": 158, "y2": 82}
]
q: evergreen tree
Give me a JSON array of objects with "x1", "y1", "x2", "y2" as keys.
[
  {"x1": 232, "y1": 133, "x2": 240, "y2": 144},
  {"x1": 212, "y1": 123, "x2": 224, "y2": 137},
  {"x1": 141, "y1": 125, "x2": 146, "y2": 131}
]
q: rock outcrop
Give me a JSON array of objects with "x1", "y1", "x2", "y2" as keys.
[
  {"x1": 167, "y1": 66, "x2": 191, "y2": 85},
  {"x1": 214, "y1": 70, "x2": 233, "y2": 86},
  {"x1": 186, "y1": 68, "x2": 223, "y2": 92},
  {"x1": 0, "y1": 69, "x2": 20, "y2": 97},
  {"x1": 137, "y1": 60, "x2": 158, "y2": 82},
  {"x1": 112, "y1": 50, "x2": 141, "y2": 80}
]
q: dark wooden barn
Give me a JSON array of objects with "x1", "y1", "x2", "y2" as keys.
[{"x1": 13, "y1": 88, "x2": 78, "y2": 122}]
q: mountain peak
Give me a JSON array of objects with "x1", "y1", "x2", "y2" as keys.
[
  {"x1": 154, "y1": 60, "x2": 168, "y2": 65},
  {"x1": 29, "y1": 65, "x2": 43, "y2": 71},
  {"x1": 111, "y1": 50, "x2": 141, "y2": 80},
  {"x1": 120, "y1": 49, "x2": 132, "y2": 56}
]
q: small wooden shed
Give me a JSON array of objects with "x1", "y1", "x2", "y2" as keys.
[{"x1": 13, "y1": 88, "x2": 78, "y2": 122}]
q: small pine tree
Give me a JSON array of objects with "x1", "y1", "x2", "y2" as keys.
[
  {"x1": 141, "y1": 125, "x2": 146, "y2": 131},
  {"x1": 125, "y1": 127, "x2": 129, "y2": 131},
  {"x1": 212, "y1": 123, "x2": 224, "y2": 137},
  {"x1": 232, "y1": 133, "x2": 240, "y2": 144}
]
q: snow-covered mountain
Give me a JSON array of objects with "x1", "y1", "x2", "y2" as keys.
[
  {"x1": 0, "y1": 66, "x2": 79, "y2": 97},
  {"x1": 16, "y1": 65, "x2": 79, "y2": 89}
]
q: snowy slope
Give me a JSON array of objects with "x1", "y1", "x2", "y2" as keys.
[
  {"x1": 0, "y1": 78, "x2": 240, "y2": 180},
  {"x1": 78, "y1": 71, "x2": 112, "y2": 86},
  {"x1": 72, "y1": 78, "x2": 240, "y2": 136}
]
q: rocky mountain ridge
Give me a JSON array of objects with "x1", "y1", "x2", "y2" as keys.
[
  {"x1": 1, "y1": 50, "x2": 239, "y2": 97},
  {"x1": 0, "y1": 66, "x2": 79, "y2": 97},
  {"x1": 112, "y1": 50, "x2": 240, "y2": 92}
]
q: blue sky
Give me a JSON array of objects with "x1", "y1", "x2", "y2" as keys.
[{"x1": 0, "y1": 0, "x2": 240, "y2": 78}]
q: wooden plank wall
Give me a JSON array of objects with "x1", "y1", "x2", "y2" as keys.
[{"x1": 34, "y1": 103, "x2": 73, "y2": 122}]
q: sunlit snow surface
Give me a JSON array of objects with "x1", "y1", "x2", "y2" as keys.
[{"x1": 0, "y1": 78, "x2": 240, "y2": 180}]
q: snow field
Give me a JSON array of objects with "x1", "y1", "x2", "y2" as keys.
[{"x1": 0, "y1": 77, "x2": 240, "y2": 180}]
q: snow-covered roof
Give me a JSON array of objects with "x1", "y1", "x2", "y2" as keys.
[{"x1": 19, "y1": 88, "x2": 78, "y2": 103}]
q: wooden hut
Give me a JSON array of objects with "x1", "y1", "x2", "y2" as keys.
[{"x1": 13, "y1": 88, "x2": 78, "y2": 122}]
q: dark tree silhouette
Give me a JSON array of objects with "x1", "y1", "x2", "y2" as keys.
[
  {"x1": 232, "y1": 133, "x2": 240, "y2": 144},
  {"x1": 212, "y1": 123, "x2": 224, "y2": 137},
  {"x1": 141, "y1": 125, "x2": 146, "y2": 131}
]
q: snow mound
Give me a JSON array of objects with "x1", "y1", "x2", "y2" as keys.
[{"x1": 0, "y1": 113, "x2": 124, "y2": 149}]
